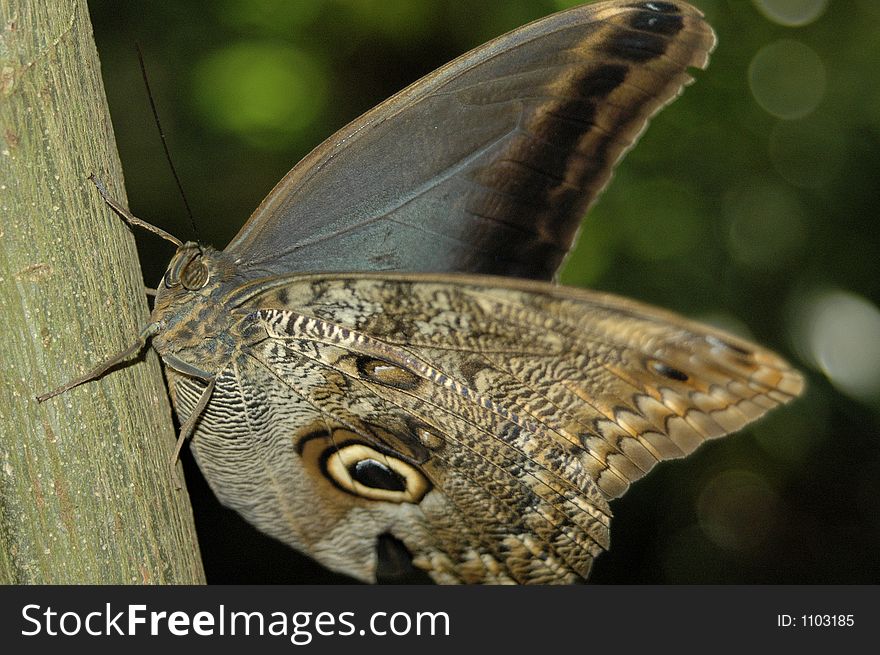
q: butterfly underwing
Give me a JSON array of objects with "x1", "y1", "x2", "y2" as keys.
[{"x1": 41, "y1": 0, "x2": 803, "y2": 583}]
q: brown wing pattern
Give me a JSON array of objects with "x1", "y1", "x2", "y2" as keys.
[
  {"x1": 168, "y1": 273, "x2": 801, "y2": 584},
  {"x1": 225, "y1": 1, "x2": 715, "y2": 280}
]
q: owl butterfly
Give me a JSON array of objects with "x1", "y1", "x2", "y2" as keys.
[{"x1": 40, "y1": 0, "x2": 803, "y2": 584}]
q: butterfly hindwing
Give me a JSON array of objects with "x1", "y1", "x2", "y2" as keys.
[{"x1": 166, "y1": 273, "x2": 801, "y2": 583}]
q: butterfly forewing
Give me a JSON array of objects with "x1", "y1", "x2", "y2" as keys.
[{"x1": 224, "y1": 1, "x2": 715, "y2": 281}]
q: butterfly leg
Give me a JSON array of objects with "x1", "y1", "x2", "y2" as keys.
[
  {"x1": 36, "y1": 322, "x2": 162, "y2": 402},
  {"x1": 161, "y1": 354, "x2": 216, "y2": 489}
]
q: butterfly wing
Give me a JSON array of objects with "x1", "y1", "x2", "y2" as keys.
[
  {"x1": 167, "y1": 273, "x2": 802, "y2": 583},
  {"x1": 224, "y1": 1, "x2": 715, "y2": 280}
]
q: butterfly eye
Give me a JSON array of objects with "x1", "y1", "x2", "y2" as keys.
[
  {"x1": 164, "y1": 247, "x2": 209, "y2": 289},
  {"x1": 323, "y1": 442, "x2": 430, "y2": 504},
  {"x1": 180, "y1": 258, "x2": 210, "y2": 290}
]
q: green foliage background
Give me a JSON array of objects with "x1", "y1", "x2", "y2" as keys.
[{"x1": 88, "y1": 0, "x2": 879, "y2": 583}]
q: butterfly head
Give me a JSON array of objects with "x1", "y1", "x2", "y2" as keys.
[
  {"x1": 149, "y1": 243, "x2": 244, "y2": 351},
  {"x1": 163, "y1": 242, "x2": 212, "y2": 291},
  {"x1": 155, "y1": 242, "x2": 241, "y2": 304}
]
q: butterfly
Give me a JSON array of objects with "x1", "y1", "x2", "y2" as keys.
[{"x1": 39, "y1": 0, "x2": 803, "y2": 583}]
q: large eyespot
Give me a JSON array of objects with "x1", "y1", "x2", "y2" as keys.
[
  {"x1": 322, "y1": 442, "x2": 430, "y2": 504},
  {"x1": 180, "y1": 257, "x2": 209, "y2": 290}
]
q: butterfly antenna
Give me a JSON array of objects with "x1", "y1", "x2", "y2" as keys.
[
  {"x1": 89, "y1": 174, "x2": 182, "y2": 247},
  {"x1": 136, "y1": 43, "x2": 200, "y2": 240}
]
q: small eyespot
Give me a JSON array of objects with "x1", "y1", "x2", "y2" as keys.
[
  {"x1": 356, "y1": 356, "x2": 420, "y2": 390},
  {"x1": 413, "y1": 423, "x2": 444, "y2": 450},
  {"x1": 630, "y1": 7, "x2": 683, "y2": 34},
  {"x1": 650, "y1": 360, "x2": 689, "y2": 381}
]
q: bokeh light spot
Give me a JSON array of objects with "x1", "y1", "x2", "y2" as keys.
[
  {"x1": 748, "y1": 40, "x2": 826, "y2": 119},
  {"x1": 192, "y1": 42, "x2": 327, "y2": 149},
  {"x1": 217, "y1": 0, "x2": 323, "y2": 33},
  {"x1": 752, "y1": 0, "x2": 828, "y2": 27},
  {"x1": 697, "y1": 470, "x2": 782, "y2": 552},
  {"x1": 793, "y1": 289, "x2": 880, "y2": 402},
  {"x1": 723, "y1": 181, "x2": 806, "y2": 272},
  {"x1": 855, "y1": 0, "x2": 880, "y2": 20}
]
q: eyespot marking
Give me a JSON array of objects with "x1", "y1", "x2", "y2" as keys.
[
  {"x1": 322, "y1": 441, "x2": 430, "y2": 504},
  {"x1": 356, "y1": 356, "x2": 421, "y2": 390},
  {"x1": 650, "y1": 360, "x2": 689, "y2": 381},
  {"x1": 629, "y1": 8, "x2": 684, "y2": 35},
  {"x1": 350, "y1": 458, "x2": 407, "y2": 492},
  {"x1": 294, "y1": 428, "x2": 331, "y2": 454},
  {"x1": 375, "y1": 533, "x2": 433, "y2": 583},
  {"x1": 412, "y1": 422, "x2": 444, "y2": 451}
]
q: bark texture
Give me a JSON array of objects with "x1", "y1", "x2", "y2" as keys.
[{"x1": 0, "y1": 0, "x2": 205, "y2": 583}]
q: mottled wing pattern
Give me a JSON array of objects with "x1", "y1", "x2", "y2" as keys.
[
  {"x1": 169, "y1": 274, "x2": 802, "y2": 583},
  {"x1": 225, "y1": 1, "x2": 715, "y2": 280}
]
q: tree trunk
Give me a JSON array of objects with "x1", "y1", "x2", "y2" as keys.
[{"x1": 0, "y1": 0, "x2": 205, "y2": 583}]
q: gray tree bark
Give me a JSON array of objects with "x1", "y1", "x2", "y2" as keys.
[{"x1": 0, "y1": 0, "x2": 205, "y2": 583}]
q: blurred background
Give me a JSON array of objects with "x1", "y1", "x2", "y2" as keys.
[{"x1": 88, "y1": 0, "x2": 879, "y2": 583}]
